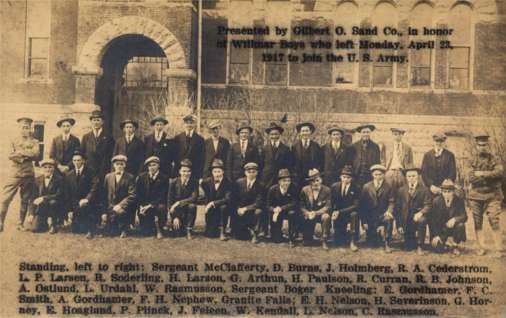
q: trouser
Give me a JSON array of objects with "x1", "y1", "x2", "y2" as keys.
[
  {"x1": 303, "y1": 213, "x2": 331, "y2": 243},
  {"x1": 0, "y1": 175, "x2": 34, "y2": 226},
  {"x1": 170, "y1": 204, "x2": 197, "y2": 235},
  {"x1": 233, "y1": 208, "x2": 262, "y2": 240},
  {"x1": 469, "y1": 199, "x2": 502, "y2": 231},
  {"x1": 69, "y1": 204, "x2": 97, "y2": 234},
  {"x1": 101, "y1": 208, "x2": 133, "y2": 235},
  {"x1": 205, "y1": 204, "x2": 229, "y2": 237},
  {"x1": 333, "y1": 211, "x2": 359, "y2": 245},
  {"x1": 365, "y1": 215, "x2": 394, "y2": 246},
  {"x1": 138, "y1": 204, "x2": 166, "y2": 236},
  {"x1": 270, "y1": 209, "x2": 297, "y2": 243},
  {"x1": 27, "y1": 202, "x2": 59, "y2": 232},
  {"x1": 404, "y1": 214, "x2": 427, "y2": 249},
  {"x1": 385, "y1": 169, "x2": 405, "y2": 195}
]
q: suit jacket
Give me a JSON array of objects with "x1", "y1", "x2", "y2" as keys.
[
  {"x1": 173, "y1": 132, "x2": 205, "y2": 180},
  {"x1": 102, "y1": 172, "x2": 136, "y2": 211},
  {"x1": 395, "y1": 182, "x2": 432, "y2": 229},
  {"x1": 429, "y1": 194, "x2": 467, "y2": 238},
  {"x1": 203, "y1": 137, "x2": 231, "y2": 178},
  {"x1": 226, "y1": 141, "x2": 261, "y2": 181},
  {"x1": 299, "y1": 185, "x2": 331, "y2": 216},
  {"x1": 113, "y1": 136, "x2": 145, "y2": 176},
  {"x1": 266, "y1": 184, "x2": 298, "y2": 213},
  {"x1": 322, "y1": 142, "x2": 350, "y2": 186},
  {"x1": 261, "y1": 142, "x2": 294, "y2": 188},
  {"x1": 421, "y1": 149, "x2": 457, "y2": 188},
  {"x1": 135, "y1": 172, "x2": 169, "y2": 207},
  {"x1": 81, "y1": 130, "x2": 115, "y2": 177},
  {"x1": 330, "y1": 181, "x2": 360, "y2": 214},
  {"x1": 359, "y1": 180, "x2": 395, "y2": 223},
  {"x1": 349, "y1": 140, "x2": 381, "y2": 178},
  {"x1": 49, "y1": 134, "x2": 81, "y2": 167},
  {"x1": 33, "y1": 174, "x2": 64, "y2": 211},
  {"x1": 382, "y1": 142, "x2": 413, "y2": 170},
  {"x1": 200, "y1": 177, "x2": 233, "y2": 208},
  {"x1": 291, "y1": 140, "x2": 323, "y2": 182},
  {"x1": 235, "y1": 178, "x2": 265, "y2": 211},
  {"x1": 144, "y1": 132, "x2": 173, "y2": 175},
  {"x1": 167, "y1": 177, "x2": 198, "y2": 208},
  {"x1": 63, "y1": 166, "x2": 99, "y2": 212}
]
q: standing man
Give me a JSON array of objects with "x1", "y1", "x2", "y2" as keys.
[
  {"x1": 467, "y1": 132, "x2": 504, "y2": 258},
  {"x1": 173, "y1": 114, "x2": 205, "y2": 180},
  {"x1": 292, "y1": 122, "x2": 323, "y2": 189},
  {"x1": 261, "y1": 122, "x2": 293, "y2": 189},
  {"x1": 81, "y1": 110, "x2": 115, "y2": 179},
  {"x1": 203, "y1": 120, "x2": 230, "y2": 178},
  {"x1": 322, "y1": 126, "x2": 350, "y2": 187},
  {"x1": 113, "y1": 119, "x2": 145, "y2": 176},
  {"x1": 349, "y1": 124, "x2": 381, "y2": 189},
  {"x1": 144, "y1": 116, "x2": 173, "y2": 176},
  {"x1": 0, "y1": 117, "x2": 40, "y2": 232},
  {"x1": 421, "y1": 133, "x2": 457, "y2": 196},
  {"x1": 227, "y1": 122, "x2": 261, "y2": 182},
  {"x1": 383, "y1": 128, "x2": 413, "y2": 193},
  {"x1": 50, "y1": 116, "x2": 80, "y2": 175}
]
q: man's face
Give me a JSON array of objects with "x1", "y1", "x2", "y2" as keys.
[
  {"x1": 184, "y1": 121, "x2": 196, "y2": 132},
  {"x1": 434, "y1": 140, "x2": 444, "y2": 149},
  {"x1": 299, "y1": 126, "x2": 311, "y2": 139},
  {"x1": 330, "y1": 131, "x2": 342, "y2": 142},
  {"x1": 180, "y1": 166, "x2": 192, "y2": 179},
  {"x1": 279, "y1": 178, "x2": 291, "y2": 188},
  {"x1": 310, "y1": 176, "x2": 322, "y2": 190},
  {"x1": 393, "y1": 131, "x2": 403, "y2": 143},
  {"x1": 72, "y1": 155, "x2": 84, "y2": 169},
  {"x1": 476, "y1": 142, "x2": 489, "y2": 155},
  {"x1": 20, "y1": 123, "x2": 31, "y2": 137},
  {"x1": 123, "y1": 123, "x2": 135, "y2": 136},
  {"x1": 91, "y1": 117, "x2": 103, "y2": 129},
  {"x1": 153, "y1": 122, "x2": 165, "y2": 133},
  {"x1": 239, "y1": 129, "x2": 250, "y2": 141},
  {"x1": 210, "y1": 127, "x2": 220, "y2": 138},
  {"x1": 60, "y1": 122, "x2": 72, "y2": 134},
  {"x1": 245, "y1": 168, "x2": 257, "y2": 180},
  {"x1": 340, "y1": 174, "x2": 352, "y2": 185},
  {"x1": 372, "y1": 170, "x2": 384, "y2": 182},
  {"x1": 269, "y1": 130, "x2": 281, "y2": 142},
  {"x1": 442, "y1": 189, "x2": 454, "y2": 201},
  {"x1": 406, "y1": 171, "x2": 418, "y2": 185},
  {"x1": 113, "y1": 161, "x2": 126, "y2": 173},
  {"x1": 147, "y1": 162, "x2": 160, "y2": 175},
  {"x1": 212, "y1": 168, "x2": 224, "y2": 180},
  {"x1": 360, "y1": 128, "x2": 371, "y2": 141},
  {"x1": 42, "y1": 165, "x2": 54, "y2": 177}
]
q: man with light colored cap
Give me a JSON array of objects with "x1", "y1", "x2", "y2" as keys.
[
  {"x1": 203, "y1": 120, "x2": 230, "y2": 178},
  {"x1": 114, "y1": 119, "x2": 145, "y2": 176},
  {"x1": 349, "y1": 124, "x2": 381, "y2": 189},
  {"x1": 50, "y1": 116, "x2": 80, "y2": 175},
  {"x1": 382, "y1": 128, "x2": 413, "y2": 193},
  {"x1": 144, "y1": 116, "x2": 173, "y2": 176},
  {"x1": 81, "y1": 110, "x2": 115, "y2": 179},
  {"x1": 467, "y1": 132, "x2": 503, "y2": 257},
  {"x1": 0, "y1": 117, "x2": 40, "y2": 232},
  {"x1": 227, "y1": 121, "x2": 261, "y2": 182},
  {"x1": 291, "y1": 122, "x2": 323, "y2": 189},
  {"x1": 323, "y1": 126, "x2": 350, "y2": 186},
  {"x1": 421, "y1": 132, "x2": 456, "y2": 196},
  {"x1": 173, "y1": 114, "x2": 205, "y2": 180}
]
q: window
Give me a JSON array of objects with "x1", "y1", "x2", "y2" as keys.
[
  {"x1": 333, "y1": 1, "x2": 358, "y2": 85},
  {"x1": 371, "y1": 2, "x2": 398, "y2": 87},
  {"x1": 447, "y1": 3, "x2": 472, "y2": 90},
  {"x1": 25, "y1": 0, "x2": 51, "y2": 79},
  {"x1": 123, "y1": 57, "x2": 168, "y2": 88},
  {"x1": 409, "y1": 2, "x2": 433, "y2": 87},
  {"x1": 229, "y1": 39, "x2": 252, "y2": 84}
]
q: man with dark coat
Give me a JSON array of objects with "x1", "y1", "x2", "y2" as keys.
[
  {"x1": 81, "y1": 110, "x2": 115, "y2": 178},
  {"x1": 382, "y1": 128, "x2": 414, "y2": 193},
  {"x1": 421, "y1": 133, "x2": 457, "y2": 196},
  {"x1": 323, "y1": 126, "x2": 350, "y2": 186},
  {"x1": 50, "y1": 116, "x2": 80, "y2": 175},
  {"x1": 349, "y1": 124, "x2": 381, "y2": 189},
  {"x1": 173, "y1": 114, "x2": 205, "y2": 180},
  {"x1": 359, "y1": 164, "x2": 395, "y2": 253},
  {"x1": 113, "y1": 119, "x2": 145, "y2": 176},
  {"x1": 63, "y1": 151, "x2": 99, "y2": 238},
  {"x1": 261, "y1": 122, "x2": 294, "y2": 189},
  {"x1": 200, "y1": 159, "x2": 233, "y2": 240},
  {"x1": 144, "y1": 116, "x2": 173, "y2": 176},
  {"x1": 292, "y1": 122, "x2": 323, "y2": 189},
  {"x1": 136, "y1": 156, "x2": 169, "y2": 239},
  {"x1": 227, "y1": 122, "x2": 261, "y2": 182},
  {"x1": 167, "y1": 159, "x2": 198, "y2": 239},
  {"x1": 203, "y1": 120, "x2": 231, "y2": 179}
]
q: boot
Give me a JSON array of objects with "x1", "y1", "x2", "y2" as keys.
[
  {"x1": 251, "y1": 229, "x2": 258, "y2": 244},
  {"x1": 48, "y1": 217, "x2": 56, "y2": 234},
  {"x1": 384, "y1": 242, "x2": 392, "y2": 253},
  {"x1": 219, "y1": 227, "x2": 228, "y2": 241},
  {"x1": 322, "y1": 240, "x2": 329, "y2": 251},
  {"x1": 186, "y1": 228, "x2": 193, "y2": 240},
  {"x1": 154, "y1": 217, "x2": 163, "y2": 239},
  {"x1": 475, "y1": 230, "x2": 487, "y2": 256},
  {"x1": 350, "y1": 240, "x2": 358, "y2": 252},
  {"x1": 120, "y1": 231, "x2": 127, "y2": 238},
  {"x1": 416, "y1": 246, "x2": 425, "y2": 256}
]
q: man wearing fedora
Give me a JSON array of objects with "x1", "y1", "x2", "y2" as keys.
[
  {"x1": 0, "y1": 117, "x2": 40, "y2": 232},
  {"x1": 81, "y1": 110, "x2": 115, "y2": 179},
  {"x1": 136, "y1": 156, "x2": 169, "y2": 239},
  {"x1": 382, "y1": 128, "x2": 413, "y2": 193},
  {"x1": 330, "y1": 165, "x2": 360, "y2": 252},
  {"x1": 144, "y1": 116, "x2": 173, "y2": 176},
  {"x1": 267, "y1": 169, "x2": 298, "y2": 247},
  {"x1": 99, "y1": 155, "x2": 136, "y2": 238},
  {"x1": 359, "y1": 164, "x2": 396, "y2": 253},
  {"x1": 200, "y1": 159, "x2": 233, "y2": 240},
  {"x1": 167, "y1": 159, "x2": 198, "y2": 239},
  {"x1": 395, "y1": 165, "x2": 431, "y2": 255},
  {"x1": 114, "y1": 119, "x2": 145, "y2": 176},
  {"x1": 50, "y1": 116, "x2": 80, "y2": 175},
  {"x1": 227, "y1": 122, "x2": 261, "y2": 182},
  {"x1": 292, "y1": 122, "x2": 323, "y2": 189},
  {"x1": 261, "y1": 122, "x2": 293, "y2": 188},
  {"x1": 300, "y1": 168, "x2": 331, "y2": 250},
  {"x1": 467, "y1": 132, "x2": 504, "y2": 258},
  {"x1": 349, "y1": 124, "x2": 381, "y2": 189},
  {"x1": 421, "y1": 133, "x2": 457, "y2": 196},
  {"x1": 203, "y1": 120, "x2": 230, "y2": 179},
  {"x1": 429, "y1": 180, "x2": 467, "y2": 256},
  {"x1": 173, "y1": 114, "x2": 205, "y2": 180},
  {"x1": 323, "y1": 126, "x2": 350, "y2": 187}
]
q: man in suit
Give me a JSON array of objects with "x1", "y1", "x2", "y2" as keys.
[
  {"x1": 349, "y1": 124, "x2": 381, "y2": 189},
  {"x1": 395, "y1": 165, "x2": 431, "y2": 255},
  {"x1": 292, "y1": 122, "x2": 323, "y2": 190},
  {"x1": 421, "y1": 133, "x2": 457, "y2": 196},
  {"x1": 266, "y1": 169, "x2": 298, "y2": 247},
  {"x1": 136, "y1": 156, "x2": 169, "y2": 239},
  {"x1": 144, "y1": 116, "x2": 173, "y2": 176},
  {"x1": 173, "y1": 114, "x2": 205, "y2": 180},
  {"x1": 63, "y1": 151, "x2": 99, "y2": 238},
  {"x1": 382, "y1": 128, "x2": 413, "y2": 193},
  {"x1": 50, "y1": 116, "x2": 80, "y2": 175},
  {"x1": 261, "y1": 122, "x2": 293, "y2": 189},
  {"x1": 203, "y1": 120, "x2": 231, "y2": 179},
  {"x1": 99, "y1": 155, "x2": 136, "y2": 238},
  {"x1": 113, "y1": 119, "x2": 145, "y2": 176},
  {"x1": 167, "y1": 159, "x2": 198, "y2": 239},
  {"x1": 227, "y1": 122, "x2": 261, "y2": 182},
  {"x1": 429, "y1": 180, "x2": 467, "y2": 256},
  {"x1": 81, "y1": 110, "x2": 115, "y2": 179},
  {"x1": 26, "y1": 159, "x2": 63, "y2": 234},
  {"x1": 233, "y1": 162, "x2": 265, "y2": 243},
  {"x1": 323, "y1": 126, "x2": 350, "y2": 187},
  {"x1": 359, "y1": 164, "x2": 395, "y2": 253},
  {"x1": 201, "y1": 159, "x2": 233, "y2": 240},
  {"x1": 300, "y1": 169, "x2": 331, "y2": 250},
  {"x1": 330, "y1": 165, "x2": 360, "y2": 252}
]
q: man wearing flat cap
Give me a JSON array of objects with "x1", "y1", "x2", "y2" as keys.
[
  {"x1": 167, "y1": 159, "x2": 198, "y2": 239},
  {"x1": 81, "y1": 110, "x2": 115, "y2": 179},
  {"x1": 50, "y1": 116, "x2": 80, "y2": 175},
  {"x1": 382, "y1": 128, "x2": 413, "y2": 193},
  {"x1": 0, "y1": 117, "x2": 40, "y2": 232},
  {"x1": 323, "y1": 126, "x2": 350, "y2": 187},
  {"x1": 467, "y1": 132, "x2": 504, "y2": 258},
  {"x1": 292, "y1": 122, "x2": 323, "y2": 190},
  {"x1": 99, "y1": 155, "x2": 136, "y2": 238},
  {"x1": 203, "y1": 120, "x2": 230, "y2": 179},
  {"x1": 144, "y1": 116, "x2": 173, "y2": 176},
  {"x1": 359, "y1": 164, "x2": 396, "y2": 253},
  {"x1": 421, "y1": 133, "x2": 456, "y2": 196},
  {"x1": 349, "y1": 124, "x2": 381, "y2": 189},
  {"x1": 173, "y1": 114, "x2": 205, "y2": 180},
  {"x1": 113, "y1": 119, "x2": 145, "y2": 176},
  {"x1": 227, "y1": 122, "x2": 261, "y2": 182},
  {"x1": 136, "y1": 156, "x2": 169, "y2": 239}
]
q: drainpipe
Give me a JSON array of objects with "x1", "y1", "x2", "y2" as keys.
[{"x1": 196, "y1": 0, "x2": 202, "y2": 133}]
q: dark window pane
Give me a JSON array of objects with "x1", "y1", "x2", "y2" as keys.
[
  {"x1": 411, "y1": 67, "x2": 431, "y2": 86},
  {"x1": 265, "y1": 64, "x2": 287, "y2": 85},
  {"x1": 373, "y1": 65, "x2": 393, "y2": 87},
  {"x1": 229, "y1": 63, "x2": 250, "y2": 84}
]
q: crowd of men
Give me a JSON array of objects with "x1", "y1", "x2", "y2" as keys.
[{"x1": 0, "y1": 111, "x2": 503, "y2": 258}]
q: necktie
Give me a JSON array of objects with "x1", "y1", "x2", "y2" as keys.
[
  {"x1": 241, "y1": 141, "x2": 246, "y2": 157},
  {"x1": 409, "y1": 184, "x2": 415, "y2": 195},
  {"x1": 342, "y1": 185, "x2": 346, "y2": 197},
  {"x1": 304, "y1": 140, "x2": 309, "y2": 149}
]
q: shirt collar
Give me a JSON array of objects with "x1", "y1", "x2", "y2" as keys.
[
  {"x1": 94, "y1": 128, "x2": 102, "y2": 136},
  {"x1": 150, "y1": 171, "x2": 159, "y2": 180}
]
